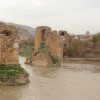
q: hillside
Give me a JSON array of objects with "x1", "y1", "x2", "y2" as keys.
[
  {"x1": 7, "y1": 22, "x2": 35, "y2": 36},
  {"x1": 6, "y1": 22, "x2": 35, "y2": 42}
]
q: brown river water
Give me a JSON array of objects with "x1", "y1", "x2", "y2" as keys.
[{"x1": 0, "y1": 57, "x2": 100, "y2": 100}]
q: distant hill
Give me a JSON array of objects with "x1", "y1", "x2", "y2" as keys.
[
  {"x1": 0, "y1": 21, "x2": 35, "y2": 42},
  {"x1": 7, "y1": 22, "x2": 35, "y2": 36}
]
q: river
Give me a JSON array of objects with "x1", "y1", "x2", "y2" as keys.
[{"x1": 0, "y1": 57, "x2": 100, "y2": 100}]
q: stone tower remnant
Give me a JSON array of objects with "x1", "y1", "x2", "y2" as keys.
[
  {"x1": 59, "y1": 30, "x2": 70, "y2": 57},
  {"x1": 27, "y1": 26, "x2": 70, "y2": 67},
  {"x1": 0, "y1": 22, "x2": 19, "y2": 64}
]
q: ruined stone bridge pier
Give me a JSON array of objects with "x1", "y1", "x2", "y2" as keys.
[
  {"x1": 31, "y1": 26, "x2": 70, "y2": 67},
  {"x1": 0, "y1": 22, "x2": 19, "y2": 64}
]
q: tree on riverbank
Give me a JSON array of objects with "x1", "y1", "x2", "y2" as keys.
[
  {"x1": 65, "y1": 33, "x2": 100, "y2": 57},
  {"x1": 67, "y1": 40, "x2": 85, "y2": 57},
  {"x1": 19, "y1": 38, "x2": 34, "y2": 57},
  {"x1": 92, "y1": 33, "x2": 100, "y2": 43},
  {"x1": 92, "y1": 33, "x2": 100, "y2": 56}
]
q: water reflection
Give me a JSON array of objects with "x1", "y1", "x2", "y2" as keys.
[{"x1": 0, "y1": 57, "x2": 100, "y2": 100}]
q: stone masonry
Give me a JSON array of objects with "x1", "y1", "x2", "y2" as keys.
[
  {"x1": 59, "y1": 30, "x2": 70, "y2": 57},
  {"x1": 31, "y1": 26, "x2": 70, "y2": 67},
  {"x1": 0, "y1": 22, "x2": 19, "y2": 64}
]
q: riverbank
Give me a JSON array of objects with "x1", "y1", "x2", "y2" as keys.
[
  {"x1": 0, "y1": 64, "x2": 29, "y2": 86},
  {"x1": 63, "y1": 57, "x2": 100, "y2": 62}
]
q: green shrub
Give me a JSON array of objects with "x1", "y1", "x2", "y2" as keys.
[
  {"x1": 92, "y1": 33, "x2": 100, "y2": 43},
  {"x1": 50, "y1": 56, "x2": 59, "y2": 64},
  {"x1": 39, "y1": 42, "x2": 48, "y2": 52},
  {"x1": 67, "y1": 47, "x2": 76, "y2": 57}
]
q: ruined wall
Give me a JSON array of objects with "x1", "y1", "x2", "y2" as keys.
[
  {"x1": 48, "y1": 31, "x2": 63, "y2": 60},
  {"x1": 31, "y1": 26, "x2": 72, "y2": 67},
  {"x1": 34, "y1": 26, "x2": 51, "y2": 51},
  {"x1": 59, "y1": 31, "x2": 70, "y2": 57},
  {"x1": 34, "y1": 26, "x2": 64, "y2": 59},
  {"x1": 0, "y1": 22, "x2": 19, "y2": 64},
  {"x1": 32, "y1": 26, "x2": 64, "y2": 66},
  {"x1": 33, "y1": 50, "x2": 53, "y2": 67},
  {"x1": 59, "y1": 30, "x2": 70, "y2": 47}
]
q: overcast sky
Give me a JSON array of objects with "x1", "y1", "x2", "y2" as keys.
[{"x1": 0, "y1": 0, "x2": 100, "y2": 34}]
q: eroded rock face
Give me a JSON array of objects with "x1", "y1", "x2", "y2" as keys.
[{"x1": 0, "y1": 22, "x2": 19, "y2": 64}]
